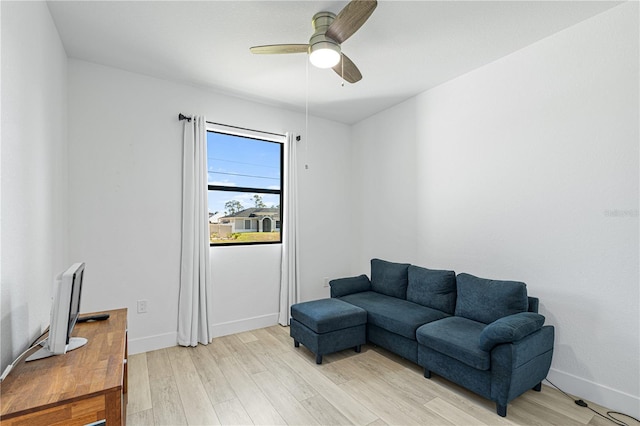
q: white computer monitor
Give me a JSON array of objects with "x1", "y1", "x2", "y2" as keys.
[{"x1": 26, "y1": 263, "x2": 87, "y2": 361}]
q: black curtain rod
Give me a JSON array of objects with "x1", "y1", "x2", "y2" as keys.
[{"x1": 178, "y1": 113, "x2": 288, "y2": 138}]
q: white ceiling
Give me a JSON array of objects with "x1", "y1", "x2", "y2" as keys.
[{"x1": 47, "y1": 0, "x2": 621, "y2": 124}]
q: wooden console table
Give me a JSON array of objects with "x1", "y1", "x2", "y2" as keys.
[{"x1": 1, "y1": 308, "x2": 128, "y2": 426}]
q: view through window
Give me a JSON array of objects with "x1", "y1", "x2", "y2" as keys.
[{"x1": 207, "y1": 127, "x2": 283, "y2": 245}]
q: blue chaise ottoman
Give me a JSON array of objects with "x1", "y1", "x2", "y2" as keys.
[{"x1": 290, "y1": 298, "x2": 367, "y2": 364}]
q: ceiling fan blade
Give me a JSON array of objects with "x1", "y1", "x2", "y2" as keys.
[
  {"x1": 326, "y1": 0, "x2": 377, "y2": 44},
  {"x1": 250, "y1": 44, "x2": 309, "y2": 54},
  {"x1": 332, "y1": 53, "x2": 362, "y2": 84}
]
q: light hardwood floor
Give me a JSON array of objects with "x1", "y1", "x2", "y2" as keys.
[{"x1": 127, "y1": 325, "x2": 632, "y2": 426}]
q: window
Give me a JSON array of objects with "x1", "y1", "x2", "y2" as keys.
[{"x1": 207, "y1": 124, "x2": 284, "y2": 246}]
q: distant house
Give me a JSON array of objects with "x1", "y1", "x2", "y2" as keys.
[
  {"x1": 219, "y1": 208, "x2": 281, "y2": 233},
  {"x1": 208, "y1": 211, "x2": 225, "y2": 224}
]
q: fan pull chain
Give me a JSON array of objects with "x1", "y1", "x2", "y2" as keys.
[
  {"x1": 305, "y1": 55, "x2": 309, "y2": 169},
  {"x1": 341, "y1": 55, "x2": 345, "y2": 87}
]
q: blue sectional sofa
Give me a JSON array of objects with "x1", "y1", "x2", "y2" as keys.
[{"x1": 329, "y1": 258, "x2": 554, "y2": 417}]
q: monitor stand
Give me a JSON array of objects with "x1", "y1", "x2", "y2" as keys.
[{"x1": 26, "y1": 337, "x2": 88, "y2": 362}]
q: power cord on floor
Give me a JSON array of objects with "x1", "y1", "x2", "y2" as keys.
[{"x1": 544, "y1": 378, "x2": 640, "y2": 426}]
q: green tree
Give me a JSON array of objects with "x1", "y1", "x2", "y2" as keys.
[
  {"x1": 253, "y1": 194, "x2": 266, "y2": 208},
  {"x1": 224, "y1": 200, "x2": 244, "y2": 216}
]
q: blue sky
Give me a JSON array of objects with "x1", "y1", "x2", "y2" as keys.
[{"x1": 207, "y1": 132, "x2": 281, "y2": 216}]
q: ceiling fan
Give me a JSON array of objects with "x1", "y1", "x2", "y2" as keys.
[{"x1": 249, "y1": 0, "x2": 377, "y2": 84}]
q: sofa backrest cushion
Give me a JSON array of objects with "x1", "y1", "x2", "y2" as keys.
[
  {"x1": 371, "y1": 258, "x2": 410, "y2": 299},
  {"x1": 455, "y1": 273, "x2": 528, "y2": 324},
  {"x1": 407, "y1": 265, "x2": 457, "y2": 314}
]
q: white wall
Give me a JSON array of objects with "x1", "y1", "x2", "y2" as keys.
[
  {"x1": 1, "y1": 1, "x2": 68, "y2": 371},
  {"x1": 67, "y1": 60, "x2": 353, "y2": 353},
  {"x1": 350, "y1": 98, "x2": 420, "y2": 272},
  {"x1": 352, "y1": 2, "x2": 639, "y2": 417}
]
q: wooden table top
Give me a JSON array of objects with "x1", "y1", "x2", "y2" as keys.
[{"x1": 0, "y1": 308, "x2": 127, "y2": 419}]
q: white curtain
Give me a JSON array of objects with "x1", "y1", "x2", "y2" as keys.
[
  {"x1": 178, "y1": 116, "x2": 213, "y2": 346},
  {"x1": 278, "y1": 133, "x2": 299, "y2": 325}
]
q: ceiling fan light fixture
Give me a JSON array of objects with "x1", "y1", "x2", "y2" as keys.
[
  {"x1": 249, "y1": 1, "x2": 376, "y2": 83},
  {"x1": 309, "y1": 40, "x2": 341, "y2": 69}
]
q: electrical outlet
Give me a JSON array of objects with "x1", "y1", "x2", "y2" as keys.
[
  {"x1": 323, "y1": 277, "x2": 330, "y2": 288},
  {"x1": 137, "y1": 299, "x2": 148, "y2": 314}
]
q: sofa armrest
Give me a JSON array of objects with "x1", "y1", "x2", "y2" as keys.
[
  {"x1": 479, "y1": 312, "x2": 545, "y2": 351},
  {"x1": 490, "y1": 325, "x2": 554, "y2": 410},
  {"x1": 330, "y1": 275, "x2": 371, "y2": 298}
]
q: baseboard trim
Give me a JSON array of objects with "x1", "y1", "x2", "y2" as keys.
[
  {"x1": 211, "y1": 313, "x2": 279, "y2": 338},
  {"x1": 128, "y1": 313, "x2": 280, "y2": 355},
  {"x1": 129, "y1": 331, "x2": 177, "y2": 355},
  {"x1": 547, "y1": 368, "x2": 640, "y2": 418}
]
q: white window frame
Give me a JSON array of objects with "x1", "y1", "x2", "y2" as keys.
[{"x1": 207, "y1": 122, "x2": 285, "y2": 246}]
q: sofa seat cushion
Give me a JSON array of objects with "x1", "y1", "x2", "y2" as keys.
[
  {"x1": 416, "y1": 316, "x2": 490, "y2": 370},
  {"x1": 339, "y1": 291, "x2": 449, "y2": 339}
]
